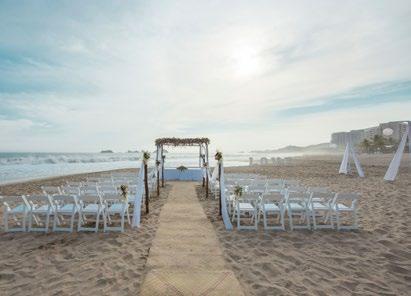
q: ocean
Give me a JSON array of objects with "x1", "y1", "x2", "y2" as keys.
[{"x1": 0, "y1": 151, "x2": 300, "y2": 185}]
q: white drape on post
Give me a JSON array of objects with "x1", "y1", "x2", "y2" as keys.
[
  {"x1": 339, "y1": 141, "x2": 364, "y2": 177},
  {"x1": 132, "y1": 161, "x2": 145, "y2": 228},
  {"x1": 384, "y1": 122, "x2": 410, "y2": 181},
  {"x1": 211, "y1": 166, "x2": 218, "y2": 183},
  {"x1": 219, "y1": 161, "x2": 233, "y2": 230}
]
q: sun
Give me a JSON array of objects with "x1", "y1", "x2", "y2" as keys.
[{"x1": 231, "y1": 45, "x2": 261, "y2": 79}]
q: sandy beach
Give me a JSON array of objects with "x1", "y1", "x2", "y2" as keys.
[
  {"x1": 0, "y1": 169, "x2": 171, "y2": 296},
  {"x1": 0, "y1": 154, "x2": 410, "y2": 295},
  {"x1": 199, "y1": 154, "x2": 410, "y2": 295}
]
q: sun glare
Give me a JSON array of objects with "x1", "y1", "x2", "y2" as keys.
[{"x1": 231, "y1": 45, "x2": 261, "y2": 79}]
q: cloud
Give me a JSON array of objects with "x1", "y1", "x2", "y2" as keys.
[{"x1": 0, "y1": 1, "x2": 410, "y2": 152}]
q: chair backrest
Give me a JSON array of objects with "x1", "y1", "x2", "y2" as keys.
[
  {"x1": 1, "y1": 195, "x2": 29, "y2": 209},
  {"x1": 286, "y1": 185, "x2": 307, "y2": 193},
  {"x1": 239, "y1": 192, "x2": 260, "y2": 203},
  {"x1": 309, "y1": 192, "x2": 335, "y2": 204},
  {"x1": 66, "y1": 181, "x2": 82, "y2": 187},
  {"x1": 41, "y1": 186, "x2": 62, "y2": 196},
  {"x1": 252, "y1": 179, "x2": 267, "y2": 186},
  {"x1": 62, "y1": 186, "x2": 80, "y2": 195},
  {"x1": 334, "y1": 193, "x2": 359, "y2": 208},
  {"x1": 77, "y1": 194, "x2": 102, "y2": 205},
  {"x1": 80, "y1": 186, "x2": 99, "y2": 196},
  {"x1": 51, "y1": 195, "x2": 78, "y2": 207},
  {"x1": 266, "y1": 179, "x2": 284, "y2": 186},
  {"x1": 262, "y1": 192, "x2": 284, "y2": 204},
  {"x1": 284, "y1": 180, "x2": 299, "y2": 187},
  {"x1": 24, "y1": 195, "x2": 52, "y2": 209},
  {"x1": 82, "y1": 181, "x2": 98, "y2": 187},
  {"x1": 307, "y1": 187, "x2": 329, "y2": 194},
  {"x1": 98, "y1": 185, "x2": 119, "y2": 196},
  {"x1": 266, "y1": 184, "x2": 284, "y2": 193},
  {"x1": 287, "y1": 191, "x2": 310, "y2": 203}
]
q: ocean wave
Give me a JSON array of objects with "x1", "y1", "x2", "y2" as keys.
[{"x1": 0, "y1": 153, "x2": 140, "y2": 166}]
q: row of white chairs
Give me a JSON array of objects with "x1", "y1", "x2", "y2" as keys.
[
  {"x1": 1, "y1": 185, "x2": 131, "y2": 233},
  {"x1": 222, "y1": 176, "x2": 359, "y2": 231}
]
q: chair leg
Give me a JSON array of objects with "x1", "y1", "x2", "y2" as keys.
[
  {"x1": 70, "y1": 212, "x2": 75, "y2": 233},
  {"x1": 28, "y1": 212, "x2": 33, "y2": 232},
  {"x1": 45, "y1": 213, "x2": 50, "y2": 233},
  {"x1": 288, "y1": 210, "x2": 293, "y2": 231},
  {"x1": 336, "y1": 211, "x2": 340, "y2": 231},
  {"x1": 126, "y1": 209, "x2": 131, "y2": 225},
  {"x1": 4, "y1": 211, "x2": 8, "y2": 232},
  {"x1": 121, "y1": 213, "x2": 125, "y2": 232},
  {"x1": 312, "y1": 210, "x2": 317, "y2": 230}
]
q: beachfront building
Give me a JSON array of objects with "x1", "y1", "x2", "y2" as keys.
[{"x1": 331, "y1": 120, "x2": 408, "y2": 147}]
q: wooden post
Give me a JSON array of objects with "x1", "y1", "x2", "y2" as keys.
[
  {"x1": 161, "y1": 146, "x2": 165, "y2": 187},
  {"x1": 144, "y1": 162, "x2": 149, "y2": 214},
  {"x1": 218, "y1": 162, "x2": 221, "y2": 216},
  {"x1": 156, "y1": 145, "x2": 160, "y2": 197},
  {"x1": 205, "y1": 170, "x2": 209, "y2": 199}
]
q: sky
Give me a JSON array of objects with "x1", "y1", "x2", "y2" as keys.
[{"x1": 0, "y1": 0, "x2": 410, "y2": 153}]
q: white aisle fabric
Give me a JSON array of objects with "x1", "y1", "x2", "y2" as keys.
[
  {"x1": 211, "y1": 166, "x2": 218, "y2": 182},
  {"x1": 384, "y1": 122, "x2": 410, "y2": 181},
  {"x1": 339, "y1": 144, "x2": 350, "y2": 174},
  {"x1": 339, "y1": 141, "x2": 364, "y2": 177},
  {"x1": 132, "y1": 161, "x2": 145, "y2": 228},
  {"x1": 219, "y1": 161, "x2": 233, "y2": 230}
]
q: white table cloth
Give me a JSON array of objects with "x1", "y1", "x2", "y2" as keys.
[{"x1": 164, "y1": 168, "x2": 203, "y2": 181}]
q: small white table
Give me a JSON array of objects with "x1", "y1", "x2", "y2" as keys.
[{"x1": 164, "y1": 168, "x2": 203, "y2": 181}]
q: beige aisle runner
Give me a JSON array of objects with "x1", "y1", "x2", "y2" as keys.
[{"x1": 140, "y1": 182, "x2": 244, "y2": 296}]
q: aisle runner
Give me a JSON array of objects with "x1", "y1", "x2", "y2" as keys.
[{"x1": 139, "y1": 182, "x2": 244, "y2": 296}]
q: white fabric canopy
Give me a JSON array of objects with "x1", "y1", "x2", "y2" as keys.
[
  {"x1": 384, "y1": 122, "x2": 410, "y2": 181},
  {"x1": 339, "y1": 141, "x2": 364, "y2": 177},
  {"x1": 132, "y1": 161, "x2": 145, "y2": 228}
]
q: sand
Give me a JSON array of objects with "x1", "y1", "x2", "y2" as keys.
[
  {"x1": 1, "y1": 154, "x2": 410, "y2": 295},
  {"x1": 0, "y1": 169, "x2": 171, "y2": 296},
  {"x1": 198, "y1": 154, "x2": 411, "y2": 295}
]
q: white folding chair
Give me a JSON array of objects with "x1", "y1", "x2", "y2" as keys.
[
  {"x1": 260, "y1": 192, "x2": 286, "y2": 230},
  {"x1": 41, "y1": 186, "x2": 62, "y2": 196},
  {"x1": 2, "y1": 196, "x2": 30, "y2": 232},
  {"x1": 61, "y1": 185, "x2": 80, "y2": 196},
  {"x1": 101, "y1": 193, "x2": 130, "y2": 232},
  {"x1": 234, "y1": 192, "x2": 259, "y2": 230},
  {"x1": 26, "y1": 195, "x2": 54, "y2": 232},
  {"x1": 52, "y1": 195, "x2": 79, "y2": 232},
  {"x1": 332, "y1": 193, "x2": 360, "y2": 230},
  {"x1": 77, "y1": 193, "x2": 104, "y2": 232},
  {"x1": 284, "y1": 180, "x2": 299, "y2": 187},
  {"x1": 286, "y1": 191, "x2": 311, "y2": 230},
  {"x1": 308, "y1": 192, "x2": 335, "y2": 230}
]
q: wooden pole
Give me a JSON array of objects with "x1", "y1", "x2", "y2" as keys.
[
  {"x1": 156, "y1": 145, "x2": 160, "y2": 197},
  {"x1": 161, "y1": 146, "x2": 165, "y2": 187},
  {"x1": 218, "y1": 162, "x2": 221, "y2": 216},
  {"x1": 144, "y1": 162, "x2": 149, "y2": 214},
  {"x1": 205, "y1": 168, "x2": 209, "y2": 198}
]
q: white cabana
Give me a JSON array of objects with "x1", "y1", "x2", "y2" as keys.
[
  {"x1": 384, "y1": 121, "x2": 410, "y2": 181},
  {"x1": 339, "y1": 138, "x2": 365, "y2": 177}
]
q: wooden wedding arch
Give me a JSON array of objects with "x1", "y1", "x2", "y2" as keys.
[{"x1": 154, "y1": 137, "x2": 210, "y2": 198}]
